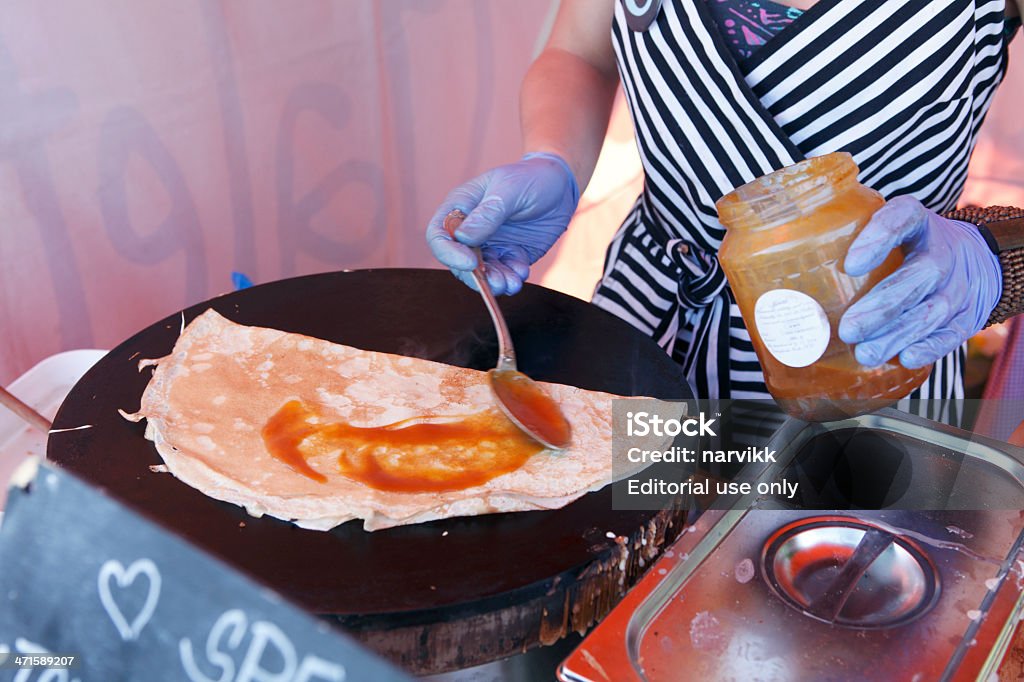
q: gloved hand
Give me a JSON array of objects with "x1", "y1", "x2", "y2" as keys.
[
  {"x1": 425, "y1": 152, "x2": 580, "y2": 295},
  {"x1": 838, "y1": 195, "x2": 1002, "y2": 369}
]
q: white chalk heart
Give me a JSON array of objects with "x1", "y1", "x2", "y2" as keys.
[{"x1": 97, "y1": 559, "x2": 161, "y2": 641}]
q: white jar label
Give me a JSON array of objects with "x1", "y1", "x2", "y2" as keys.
[{"x1": 753, "y1": 289, "x2": 830, "y2": 368}]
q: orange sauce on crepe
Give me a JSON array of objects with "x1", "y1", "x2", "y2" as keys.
[{"x1": 261, "y1": 400, "x2": 545, "y2": 492}]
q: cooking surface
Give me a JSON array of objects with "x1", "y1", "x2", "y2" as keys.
[{"x1": 47, "y1": 269, "x2": 692, "y2": 622}]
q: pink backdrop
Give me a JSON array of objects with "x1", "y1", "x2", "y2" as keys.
[{"x1": 0, "y1": 1, "x2": 1021, "y2": 387}]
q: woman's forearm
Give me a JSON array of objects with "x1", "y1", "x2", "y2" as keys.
[
  {"x1": 520, "y1": 0, "x2": 619, "y2": 191},
  {"x1": 520, "y1": 48, "x2": 620, "y2": 192}
]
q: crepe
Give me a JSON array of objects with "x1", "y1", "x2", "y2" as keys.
[{"x1": 130, "y1": 309, "x2": 638, "y2": 531}]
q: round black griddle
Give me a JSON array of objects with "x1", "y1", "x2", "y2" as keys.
[{"x1": 49, "y1": 268, "x2": 693, "y2": 673}]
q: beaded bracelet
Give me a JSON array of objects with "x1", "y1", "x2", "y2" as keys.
[{"x1": 943, "y1": 206, "x2": 1024, "y2": 327}]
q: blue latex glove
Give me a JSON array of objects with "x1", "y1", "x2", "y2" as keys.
[
  {"x1": 838, "y1": 195, "x2": 1002, "y2": 369},
  {"x1": 426, "y1": 152, "x2": 580, "y2": 295}
]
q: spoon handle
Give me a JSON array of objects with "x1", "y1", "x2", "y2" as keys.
[
  {"x1": 443, "y1": 210, "x2": 518, "y2": 371},
  {"x1": 471, "y1": 269, "x2": 518, "y2": 371}
]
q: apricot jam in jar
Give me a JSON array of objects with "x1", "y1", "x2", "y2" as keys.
[{"x1": 716, "y1": 152, "x2": 929, "y2": 421}]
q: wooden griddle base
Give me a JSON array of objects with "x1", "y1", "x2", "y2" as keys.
[{"x1": 334, "y1": 501, "x2": 686, "y2": 674}]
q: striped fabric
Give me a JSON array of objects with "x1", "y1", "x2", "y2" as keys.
[{"x1": 594, "y1": 0, "x2": 1013, "y2": 405}]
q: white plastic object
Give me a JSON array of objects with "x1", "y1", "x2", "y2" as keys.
[{"x1": 0, "y1": 350, "x2": 107, "y2": 512}]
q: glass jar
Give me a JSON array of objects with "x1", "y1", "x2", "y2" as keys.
[{"x1": 716, "y1": 152, "x2": 929, "y2": 421}]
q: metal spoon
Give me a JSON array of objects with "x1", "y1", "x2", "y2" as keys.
[{"x1": 443, "y1": 209, "x2": 572, "y2": 450}]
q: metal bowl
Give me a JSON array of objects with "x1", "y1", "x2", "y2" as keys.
[{"x1": 763, "y1": 517, "x2": 941, "y2": 628}]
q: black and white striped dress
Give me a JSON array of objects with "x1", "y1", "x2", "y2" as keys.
[{"x1": 593, "y1": 0, "x2": 1013, "y2": 403}]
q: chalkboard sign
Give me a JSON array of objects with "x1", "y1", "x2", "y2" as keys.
[{"x1": 0, "y1": 458, "x2": 412, "y2": 682}]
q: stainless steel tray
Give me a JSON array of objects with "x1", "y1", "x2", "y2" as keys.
[{"x1": 559, "y1": 408, "x2": 1024, "y2": 682}]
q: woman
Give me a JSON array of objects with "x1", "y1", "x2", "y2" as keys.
[{"x1": 426, "y1": 0, "x2": 1023, "y2": 404}]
